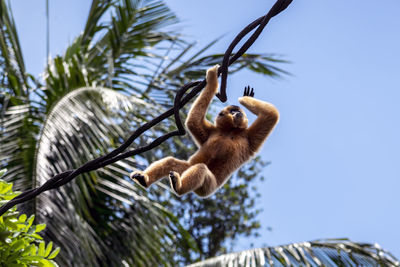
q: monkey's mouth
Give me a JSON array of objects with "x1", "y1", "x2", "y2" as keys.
[
  {"x1": 234, "y1": 112, "x2": 243, "y2": 119},
  {"x1": 233, "y1": 113, "x2": 244, "y2": 127}
]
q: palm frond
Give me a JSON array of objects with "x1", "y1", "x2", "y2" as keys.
[
  {"x1": 0, "y1": 1, "x2": 41, "y2": 215},
  {"x1": 187, "y1": 239, "x2": 399, "y2": 267},
  {"x1": 44, "y1": 0, "x2": 181, "y2": 105},
  {"x1": 0, "y1": 0, "x2": 29, "y2": 96},
  {"x1": 141, "y1": 40, "x2": 289, "y2": 106},
  {"x1": 0, "y1": 102, "x2": 31, "y2": 188},
  {"x1": 81, "y1": 0, "x2": 112, "y2": 47},
  {"x1": 34, "y1": 86, "x2": 195, "y2": 265}
]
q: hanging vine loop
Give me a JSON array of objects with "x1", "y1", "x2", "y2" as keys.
[{"x1": 217, "y1": 0, "x2": 293, "y2": 102}]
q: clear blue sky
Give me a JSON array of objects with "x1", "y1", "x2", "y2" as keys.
[{"x1": 10, "y1": 0, "x2": 400, "y2": 258}]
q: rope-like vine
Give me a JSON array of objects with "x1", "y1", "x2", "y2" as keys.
[{"x1": 0, "y1": 0, "x2": 293, "y2": 216}]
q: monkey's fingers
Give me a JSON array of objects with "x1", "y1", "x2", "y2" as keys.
[
  {"x1": 243, "y1": 86, "x2": 249, "y2": 96},
  {"x1": 243, "y1": 85, "x2": 255, "y2": 97}
]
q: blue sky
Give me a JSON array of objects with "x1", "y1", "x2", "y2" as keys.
[{"x1": 10, "y1": 0, "x2": 400, "y2": 258}]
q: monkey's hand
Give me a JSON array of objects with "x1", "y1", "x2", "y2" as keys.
[
  {"x1": 239, "y1": 86, "x2": 258, "y2": 114},
  {"x1": 206, "y1": 64, "x2": 219, "y2": 95},
  {"x1": 243, "y1": 85, "x2": 255, "y2": 97},
  {"x1": 239, "y1": 95, "x2": 279, "y2": 152},
  {"x1": 130, "y1": 171, "x2": 149, "y2": 188},
  {"x1": 239, "y1": 95, "x2": 279, "y2": 119}
]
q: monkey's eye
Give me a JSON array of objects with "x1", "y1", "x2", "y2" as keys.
[{"x1": 219, "y1": 112, "x2": 224, "y2": 116}]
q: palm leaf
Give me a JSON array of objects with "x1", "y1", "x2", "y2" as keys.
[
  {"x1": 187, "y1": 239, "x2": 399, "y2": 267},
  {"x1": 35, "y1": 87, "x2": 195, "y2": 265},
  {"x1": 0, "y1": 0, "x2": 30, "y2": 96},
  {"x1": 0, "y1": 102, "x2": 31, "y2": 188},
  {"x1": 44, "y1": 0, "x2": 181, "y2": 106},
  {"x1": 141, "y1": 40, "x2": 289, "y2": 106},
  {"x1": 0, "y1": 1, "x2": 40, "y2": 217}
]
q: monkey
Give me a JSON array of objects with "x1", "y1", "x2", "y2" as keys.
[{"x1": 130, "y1": 65, "x2": 279, "y2": 197}]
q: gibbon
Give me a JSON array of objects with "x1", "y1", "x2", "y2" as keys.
[{"x1": 130, "y1": 65, "x2": 279, "y2": 197}]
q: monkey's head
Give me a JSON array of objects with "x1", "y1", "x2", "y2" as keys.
[{"x1": 215, "y1": 105, "x2": 248, "y2": 130}]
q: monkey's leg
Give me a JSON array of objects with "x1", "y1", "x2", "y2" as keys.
[
  {"x1": 169, "y1": 163, "x2": 218, "y2": 197},
  {"x1": 130, "y1": 156, "x2": 190, "y2": 188}
]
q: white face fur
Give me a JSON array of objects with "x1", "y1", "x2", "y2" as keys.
[{"x1": 216, "y1": 105, "x2": 248, "y2": 130}]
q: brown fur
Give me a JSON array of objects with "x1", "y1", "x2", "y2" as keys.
[{"x1": 130, "y1": 65, "x2": 279, "y2": 197}]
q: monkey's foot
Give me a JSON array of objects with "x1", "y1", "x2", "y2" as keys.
[
  {"x1": 130, "y1": 171, "x2": 149, "y2": 188},
  {"x1": 169, "y1": 171, "x2": 181, "y2": 194}
]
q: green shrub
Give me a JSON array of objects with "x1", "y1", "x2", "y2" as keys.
[{"x1": 0, "y1": 169, "x2": 60, "y2": 266}]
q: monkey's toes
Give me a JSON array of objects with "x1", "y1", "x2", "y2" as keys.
[{"x1": 130, "y1": 172, "x2": 148, "y2": 188}]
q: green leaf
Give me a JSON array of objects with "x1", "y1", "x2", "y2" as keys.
[
  {"x1": 18, "y1": 214, "x2": 27, "y2": 223},
  {"x1": 0, "y1": 182, "x2": 12, "y2": 194},
  {"x1": 37, "y1": 242, "x2": 45, "y2": 256},
  {"x1": 26, "y1": 226, "x2": 36, "y2": 235},
  {"x1": 38, "y1": 259, "x2": 58, "y2": 267},
  {"x1": 47, "y1": 247, "x2": 60, "y2": 260},
  {"x1": 21, "y1": 255, "x2": 44, "y2": 261},
  {"x1": 30, "y1": 234, "x2": 43, "y2": 240},
  {"x1": 22, "y1": 244, "x2": 36, "y2": 256},
  {"x1": 0, "y1": 169, "x2": 7, "y2": 178},
  {"x1": 26, "y1": 215, "x2": 35, "y2": 229},
  {"x1": 0, "y1": 230, "x2": 11, "y2": 242},
  {"x1": 44, "y1": 242, "x2": 53, "y2": 257},
  {"x1": 5, "y1": 263, "x2": 26, "y2": 267},
  {"x1": 0, "y1": 192, "x2": 21, "y2": 200},
  {"x1": 10, "y1": 239, "x2": 25, "y2": 252},
  {"x1": 4, "y1": 219, "x2": 18, "y2": 230},
  {"x1": 34, "y1": 224, "x2": 46, "y2": 233}
]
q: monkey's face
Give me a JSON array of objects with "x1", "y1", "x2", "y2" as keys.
[{"x1": 215, "y1": 105, "x2": 248, "y2": 130}]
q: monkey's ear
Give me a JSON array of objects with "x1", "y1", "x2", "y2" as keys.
[{"x1": 243, "y1": 86, "x2": 255, "y2": 97}]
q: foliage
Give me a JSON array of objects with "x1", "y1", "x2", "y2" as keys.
[
  {"x1": 0, "y1": 170, "x2": 60, "y2": 266},
  {"x1": 188, "y1": 239, "x2": 400, "y2": 267},
  {"x1": 0, "y1": 0, "x2": 288, "y2": 265}
]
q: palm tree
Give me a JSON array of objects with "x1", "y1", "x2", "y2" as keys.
[
  {"x1": 1, "y1": 0, "x2": 398, "y2": 266},
  {"x1": 188, "y1": 239, "x2": 399, "y2": 266}
]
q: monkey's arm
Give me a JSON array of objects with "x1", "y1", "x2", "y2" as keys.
[
  {"x1": 185, "y1": 66, "x2": 218, "y2": 145},
  {"x1": 239, "y1": 96, "x2": 279, "y2": 152}
]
